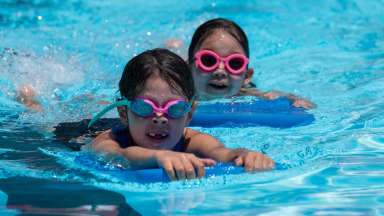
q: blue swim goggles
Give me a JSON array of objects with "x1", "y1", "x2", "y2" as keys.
[{"x1": 88, "y1": 96, "x2": 193, "y2": 128}]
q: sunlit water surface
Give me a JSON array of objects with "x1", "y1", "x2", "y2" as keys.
[{"x1": 0, "y1": 0, "x2": 383, "y2": 215}]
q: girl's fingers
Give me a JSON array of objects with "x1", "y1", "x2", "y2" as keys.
[
  {"x1": 191, "y1": 159, "x2": 205, "y2": 178},
  {"x1": 264, "y1": 91, "x2": 280, "y2": 100},
  {"x1": 182, "y1": 158, "x2": 196, "y2": 180},
  {"x1": 163, "y1": 161, "x2": 176, "y2": 181},
  {"x1": 254, "y1": 155, "x2": 275, "y2": 170},
  {"x1": 269, "y1": 160, "x2": 275, "y2": 169},
  {"x1": 234, "y1": 157, "x2": 243, "y2": 166},
  {"x1": 244, "y1": 155, "x2": 254, "y2": 171},
  {"x1": 253, "y1": 155, "x2": 264, "y2": 170},
  {"x1": 173, "y1": 159, "x2": 186, "y2": 180},
  {"x1": 163, "y1": 155, "x2": 217, "y2": 181},
  {"x1": 293, "y1": 99, "x2": 315, "y2": 109},
  {"x1": 264, "y1": 159, "x2": 275, "y2": 170},
  {"x1": 200, "y1": 158, "x2": 216, "y2": 166}
]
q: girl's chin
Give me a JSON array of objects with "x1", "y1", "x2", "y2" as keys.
[
  {"x1": 199, "y1": 91, "x2": 234, "y2": 100},
  {"x1": 141, "y1": 140, "x2": 175, "y2": 150},
  {"x1": 197, "y1": 86, "x2": 238, "y2": 98}
]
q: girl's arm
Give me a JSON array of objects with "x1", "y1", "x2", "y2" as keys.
[
  {"x1": 90, "y1": 130, "x2": 215, "y2": 180},
  {"x1": 90, "y1": 130, "x2": 159, "y2": 168},
  {"x1": 239, "y1": 87, "x2": 316, "y2": 109},
  {"x1": 263, "y1": 90, "x2": 316, "y2": 109},
  {"x1": 185, "y1": 128, "x2": 274, "y2": 170}
]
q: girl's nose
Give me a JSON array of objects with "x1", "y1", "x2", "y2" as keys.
[
  {"x1": 218, "y1": 61, "x2": 225, "y2": 70},
  {"x1": 212, "y1": 66, "x2": 228, "y2": 79},
  {"x1": 152, "y1": 113, "x2": 168, "y2": 125}
]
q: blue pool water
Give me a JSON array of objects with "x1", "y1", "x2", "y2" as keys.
[{"x1": 0, "y1": 0, "x2": 383, "y2": 215}]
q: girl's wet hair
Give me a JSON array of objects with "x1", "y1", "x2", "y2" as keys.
[
  {"x1": 119, "y1": 48, "x2": 195, "y2": 100},
  {"x1": 188, "y1": 18, "x2": 249, "y2": 64}
]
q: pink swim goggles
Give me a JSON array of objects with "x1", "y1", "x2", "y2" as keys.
[
  {"x1": 130, "y1": 97, "x2": 192, "y2": 119},
  {"x1": 88, "y1": 96, "x2": 193, "y2": 127},
  {"x1": 194, "y1": 50, "x2": 249, "y2": 75}
]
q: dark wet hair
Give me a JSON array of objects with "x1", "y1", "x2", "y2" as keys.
[
  {"x1": 119, "y1": 48, "x2": 195, "y2": 100},
  {"x1": 188, "y1": 18, "x2": 249, "y2": 64}
]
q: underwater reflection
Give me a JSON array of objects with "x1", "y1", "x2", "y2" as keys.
[{"x1": 0, "y1": 177, "x2": 140, "y2": 216}]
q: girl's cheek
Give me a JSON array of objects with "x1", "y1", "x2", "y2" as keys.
[
  {"x1": 229, "y1": 79, "x2": 242, "y2": 89},
  {"x1": 128, "y1": 114, "x2": 148, "y2": 129},
  {"x1": 230, "y1": 73, "x2": 246, "y2": 80},
  {"x1": 168, "y1": 117, "x2": 187, "y2": 129}
]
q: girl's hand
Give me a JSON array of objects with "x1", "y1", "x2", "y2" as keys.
[
  {"x1": 292, "y1": 98, "x2": 316, "y2": 109},
  {"x1": 233, "y1": 149, "x2": 274, "y2": 171},
  {"x1": 262, "y1": 91, "x2": 281, "y2": 100},
  {"x1": 263, "y1": 91, "x2": 316, "y2": 109},
  {"x1": 16, "y1": 85, "x2": 43, "y2": 112},
  {"x1": 155, "y1": 150, "x2": 216, "y2": 181}
]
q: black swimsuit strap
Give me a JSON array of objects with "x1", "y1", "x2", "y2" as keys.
[
  {"x1": 244, "y1": 81, "x2": 257, "y2": 88},
  {"x1": 111, "y1": 124, "x2": 132, "y2": 148}
]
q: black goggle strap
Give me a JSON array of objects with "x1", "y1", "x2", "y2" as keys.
[{"x1": 88, "y1": 99, "x2": 131, "y2": 128}]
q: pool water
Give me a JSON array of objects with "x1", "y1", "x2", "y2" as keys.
[{"x1": 1, "y1": 0, "x2": 383, "y2": 215}]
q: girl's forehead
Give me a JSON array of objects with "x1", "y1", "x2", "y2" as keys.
[
  {"x1": 198, "y1": 30, "x2": 245, "y2": 54},
  {"x1": 138, "y1": 74, "x2": 186, "y2": 102}
]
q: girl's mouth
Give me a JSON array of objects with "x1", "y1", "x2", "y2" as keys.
[
  {"x1": 146, "y1": 131, "x2": 169, "y2": 140},
  {"x1": 208, "y1": 81, "x2": 228, "y2": 90}
]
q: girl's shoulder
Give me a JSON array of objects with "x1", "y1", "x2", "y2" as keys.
[
  {"x1": 89, "y1": 129, "x2": 128, "y2": 156},
  {"x1": 90, "y1": 129, "x2": 114, "y2": 151},
  {"x1": 183, "y1": 128, "x2": 209, "y2": 141},
  {"x1": 183, "y1": 128, "x2": 222, "y2": 150},
  {"x1": 91, "y1": 124, "x2": 128, "y2": 148},
  {"x1": 238, "y1": 83, "x2": 264, "y2": 97}
]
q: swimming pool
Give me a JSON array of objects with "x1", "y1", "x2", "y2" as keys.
[{"x1": 1, "y1": 0, "x2": 383, "y2": 215}]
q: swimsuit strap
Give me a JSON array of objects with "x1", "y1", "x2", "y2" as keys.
[
  {"x1": 172, "y1": 136, "x2": 187, "y2": 152},
  {"x1": 111, "y1": 124, "x2": 132, "y2": 148},
  {"x1": 244, "y1": 81, "x2": 257, "y2": 88},
  {"x1": 111, "y1": 124, "x2": 186, "y2": 151}
]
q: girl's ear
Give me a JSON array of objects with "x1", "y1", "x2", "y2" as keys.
[
  {"x1": 117, "y1": 106, "x2": 128, "y2": 125},
  {"x1": 185, "y1": 101, "x2": 197, "y2": 125},
  {"x1": 243, "y1": 68, "x2": 254, "y2": 86}
]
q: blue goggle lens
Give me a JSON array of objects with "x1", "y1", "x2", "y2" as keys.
[
  {"x1": 129, "y1": 100, "x2": 191, "y2": 118},
  {"x1": 130, "y1": 100, "x2": 153, "y2": 117},
  {"x1": 168, "y1": 102, "x2": 191, "y2": 118}
]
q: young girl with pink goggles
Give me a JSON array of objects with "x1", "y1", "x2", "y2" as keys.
[{"x1": 188, "y1": 18, "x2": 315, "y2": 109}]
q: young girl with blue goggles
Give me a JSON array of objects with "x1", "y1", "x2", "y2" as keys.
[{"x1": 89, "y1": 48, "x2": 275, "y2": 181}]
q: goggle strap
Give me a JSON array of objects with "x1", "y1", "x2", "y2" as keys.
[{"x1": 88, "y1": 100, "x2": 130, "y2": 128}]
